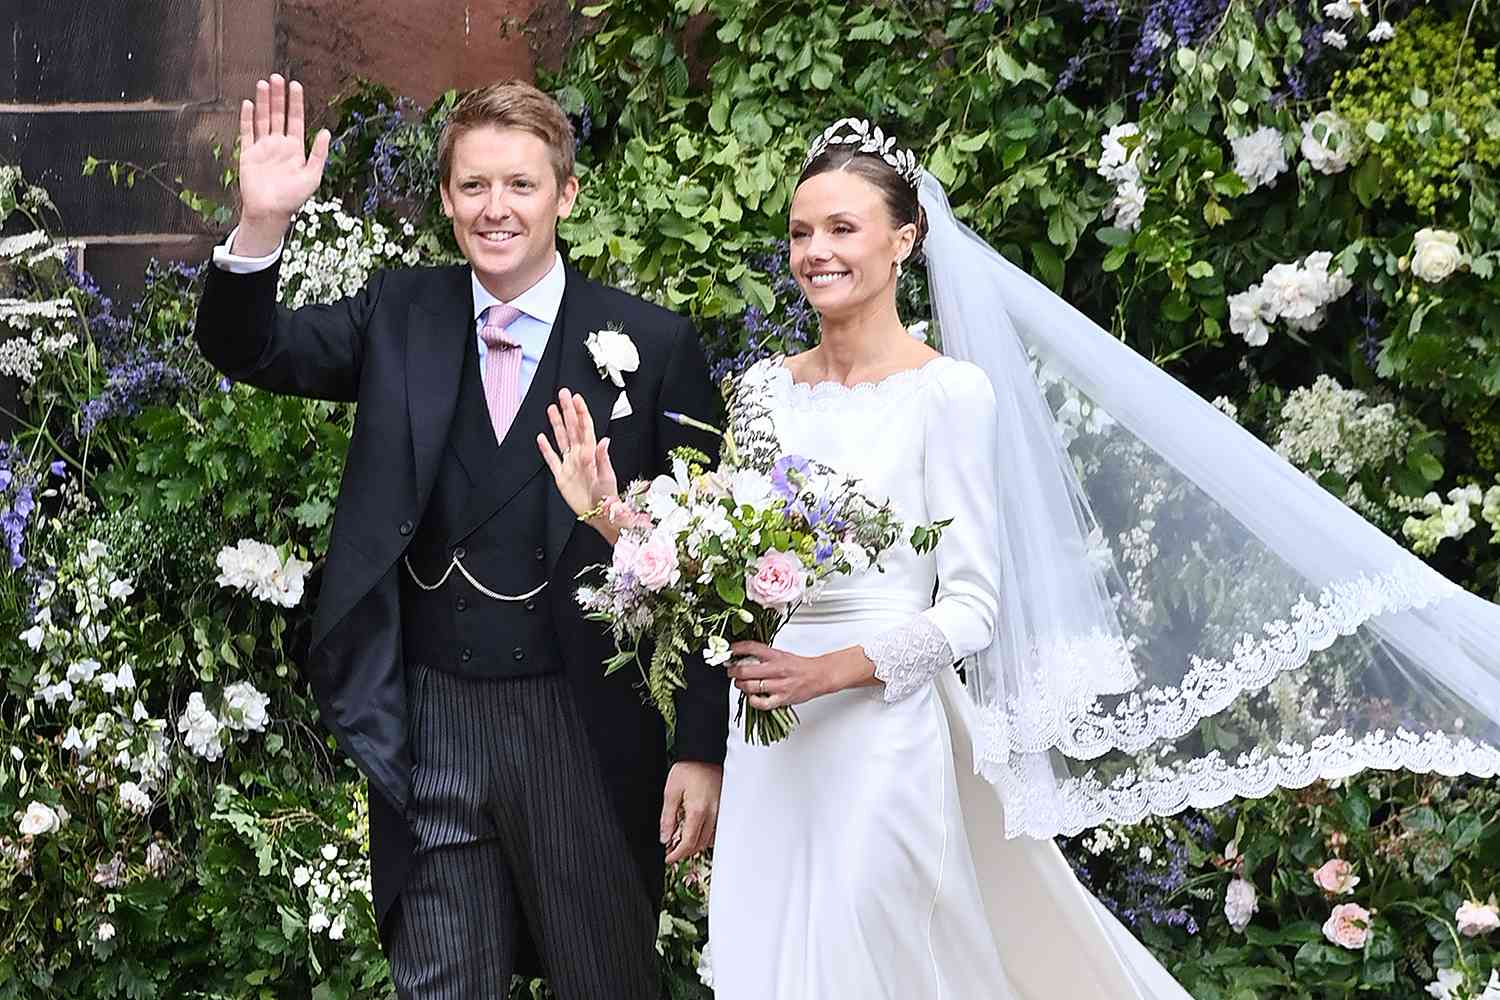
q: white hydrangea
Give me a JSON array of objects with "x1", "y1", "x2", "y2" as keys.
[
  {"x1": 1301, "y1": 111, "x2": 1365, "y2": 174},
  {"x1": 1275, "y1": 375, "x2": 1411, "y2": 482},
  {"x1": 222, "y1": 681, "x2": 271, "y2": 733},
  {"x1": 177, "y1": 692, "x2": 225, "y2": 761},
  {"x1": 1231, "y1": 127, "x2": 1288, "y2": 193},
  {"x1": 216, "y1": 539, "x2": 311, "y2": 608}
]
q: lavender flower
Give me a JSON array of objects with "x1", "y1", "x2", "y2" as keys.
[{"x1": 79, "y1": 350, "x2": 190, "y2": 437}]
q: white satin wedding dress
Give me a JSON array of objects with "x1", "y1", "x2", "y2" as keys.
[{"x1": 707, "y1": 355, "x2": 1194, "y2": 1000}]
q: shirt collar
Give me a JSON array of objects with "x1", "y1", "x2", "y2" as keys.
[{"x1": 470, "y1": 251, "x2": 566, "y2": 326}]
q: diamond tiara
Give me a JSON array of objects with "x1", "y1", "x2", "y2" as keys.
[{"x1": 802, "y1": 118, "x2": 923, "y2": 190}]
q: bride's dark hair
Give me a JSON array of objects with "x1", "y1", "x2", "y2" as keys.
[{"x1": 797, "y1": 145, "x2": 929, "y2": 258}]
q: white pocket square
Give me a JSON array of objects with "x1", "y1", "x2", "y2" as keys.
[{"x1": 609, "y1": 390, "x2": 633, "y2": 420}]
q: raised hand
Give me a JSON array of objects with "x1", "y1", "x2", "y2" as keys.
[
  {"x1": 538, "y1": 388, "x2": 620, "y2": 540},
  {"x1": 233, "y1": 74, "x2": 332, "y2": 255}
]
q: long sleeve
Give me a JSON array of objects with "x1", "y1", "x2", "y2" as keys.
[
  {"x1": 194, "y1": 250, "x2": 382, "y2": 403},
  {"x1": 862, "y1": 362, "x2": 1002, "y2": 701}
]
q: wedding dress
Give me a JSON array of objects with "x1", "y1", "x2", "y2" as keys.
[{"x1": 707, "y1": 356, "x2": 1193, "y2": 1000}]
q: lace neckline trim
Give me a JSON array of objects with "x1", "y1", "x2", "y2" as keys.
[{"x1": 763, "y1": 353, "x2": 955, "y2": 402}]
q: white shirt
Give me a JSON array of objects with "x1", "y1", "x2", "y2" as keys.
[{"x1": 213, "y1": 232, "x2": 566, "y2": 399}]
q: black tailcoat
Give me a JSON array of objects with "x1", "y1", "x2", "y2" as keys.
[{"x1": 194, "y1": 258, "x2": 728, "y2": 939}]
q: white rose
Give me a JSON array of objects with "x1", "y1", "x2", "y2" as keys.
[
  {"x1": 1456, "y1": 899, "x2": 1500, "y2": 936},
  {"x1": 18, "y1": 801, "x2": 61, "y2": 836},
  {"x1": 1300, "y1": 111, "x2": 1364, "y2": 174},
  {"x1": 1108, "y1": 178, "x2": 1147, "y2": 232},
  {"x1": 1224, "y1": 878, "x2": 1258, "y2": 932},
  {"x1": 177, "y1": 692, "x2": 225, "y2": 761},
  {"x1": 1411, "y1": 228, "x2": 1466, "y2": 284},
  {"x1": 1231, "y1": 127, "x2": 1288, "y2": 193},
  {"x1": 1228, "y1": 288, "x2": 1271, "y2": 347},
  {"x1": 223, "y1": 682, "x2": 271, "y2": 733},
  {"x1": 1259, "y1": 262, "x2": 1322, "y2": 321},
  {"x1": 585, "y1": 328, "x2": 641, "y2": 388}
]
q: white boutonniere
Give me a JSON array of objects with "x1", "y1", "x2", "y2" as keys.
[{"x1": 585, "y1": 325, "x2": 641, "y2": 388}]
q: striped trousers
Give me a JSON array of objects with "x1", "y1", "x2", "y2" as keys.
[{"x1": 387, "y1": 666, "x2": 659, "y2": 999}]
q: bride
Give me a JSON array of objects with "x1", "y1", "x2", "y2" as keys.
[{"x1": 544, "y1": 119, "x2": 1500, "y2": 997}]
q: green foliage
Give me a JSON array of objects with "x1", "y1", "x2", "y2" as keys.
[{"x1": 1331, "y1": 11, "x2": 1500, "y2": 218}]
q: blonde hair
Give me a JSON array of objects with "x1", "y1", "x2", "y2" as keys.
[{"x1": 437, "y1": 80, "x2": 576, "y2": 189}]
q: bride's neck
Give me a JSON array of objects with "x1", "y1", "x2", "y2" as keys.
[{"x1": 812, "y1": 297, "x2": 911, "y2": 381}]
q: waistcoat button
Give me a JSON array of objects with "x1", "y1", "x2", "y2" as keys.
[
  {"x1": 398, "y1": 520, "x2": 414, "y2": 536},
  {"x1": 534, "y1": 546, "x2": 545, "y2": 561},
  {"x1": 512, "y1": 647, "x2": 525, "y2": 661},
  {"x1": 461, "y1": 648, "x2": 472, "y2": 662},
  {"x1": 453, "y1": 546, "x2": 466, "y2": 560},
  {"x1": 523, "y1": 598, "x2": 536, "y2": 612},
  {"x1": 456, "y1": 597, "x2": 467, "y2": 612}
]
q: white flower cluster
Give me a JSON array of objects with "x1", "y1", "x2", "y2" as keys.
[
  {"x1": 216, "y1": 539, "x2": 311, "y2": 608},
  {"x1": 1228, "y1": 251, "x2": 1353, "y2": 346},
  {"x1": 1322, "y1": 0, "x2": 1395, "y2": 45},
  {"x1": 16, "y1": 800, "x2": 70, "y2": 837},
  {"x1": 279, "y1": 199, "x2": 422, "y2": 309},
  {"x1": 0, "y1": 296, "x2": 81, "y2": 384},
  {"x1": 0, "y1": 231, "x2": 50, "y2": 259},
  {"x1": 293, "y1": 841, "x2": 372, "y2": 940},
  {"x1": 1097, "y1": 123, "x2": 1149, "y2": 232},
  {"x1": 1395, "y1": 483, "x2": 1500, "y2": 555},
  {"x1": 1300, "y1": 111, "x2": 1365, "y2": 175},
  {"x1": 1231, "y1": 127, "x2": 1288, "y2": 193},
  {"x1": 177, "y1": 681, "x2": 271, "y2": 761},
  {"x1": 1275, "y1": 375, "x2": 1410, "y2": 483},
  {"x1": 25, "y1": 541, "x2": 137, "y2": 713}
]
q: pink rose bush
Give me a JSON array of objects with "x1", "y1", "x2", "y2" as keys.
[
  {"x1": 1313, "y1": 858, "x2": 1361, "y2": 895},
  {"x1": 578, "y1": 405, "x2": 947, "y2": 744},
  {"x1": 1323, "y1": 902, "x2": 1373, "y2": 950}
]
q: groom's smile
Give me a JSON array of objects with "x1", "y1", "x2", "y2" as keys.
[{"x1": 440, "y1": 124, "x2": 579, "y2": 302}]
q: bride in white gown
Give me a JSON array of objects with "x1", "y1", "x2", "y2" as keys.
[
  {"x1": 548, "y1": 117, "x2": 1500, "y2": 997},
  {"x1": 705, "y1": 124, "x2": 1194, "y2": 1000}
]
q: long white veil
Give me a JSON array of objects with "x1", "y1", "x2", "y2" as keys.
[{"x1": 919, "y1": 171, "x2": 1500, "y2": 838}]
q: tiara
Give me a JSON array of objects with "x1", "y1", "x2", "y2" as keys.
[{"x1": 802, "y1": 118, "x2": 923, "y2": 190}]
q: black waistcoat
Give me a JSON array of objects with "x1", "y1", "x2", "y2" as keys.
[{"x1": 400, "y1": 323, "x2": 564, "y2": 678}]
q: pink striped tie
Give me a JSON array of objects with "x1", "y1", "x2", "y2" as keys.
[{"x1": 479, "y1": 303, "x2": 525, "y2": 444}]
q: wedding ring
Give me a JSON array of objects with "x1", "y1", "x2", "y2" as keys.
[{"x1": 757, "y1": 679, "x2": 767, "y2": 696}]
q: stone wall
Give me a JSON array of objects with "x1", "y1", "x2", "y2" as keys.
[{"x1": 0, "y1": 0, "x2": 573, "y2": 300}]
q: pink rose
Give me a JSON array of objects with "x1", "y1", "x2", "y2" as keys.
[
  {"x1": 1313, "y1": 858, "x2": 1360, "y2": 896},
  {"x1": 1322, "y1": 902, "x2": 1372, "y2": 950},
  {"x1": 745, "y1": 549, "x2": 806, "y2": 609},
  {"x1": 1456, "y1": 900, "x2": 1500, "y2": 937},
  {"x1": 632, "y1": 533, "x2": 681, "y2": 591}
]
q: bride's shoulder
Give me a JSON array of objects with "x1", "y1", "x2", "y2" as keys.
[{"x1": 924, "y1": 356, "x2": 996, "y2": 408}]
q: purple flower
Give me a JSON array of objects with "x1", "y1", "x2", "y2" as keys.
[
  {"x1": 218, "y1": 377, "x2": 234, "y2": 393},
  {"x1": 0, "y1": 470, "x2": 11, "y2": 491},
  {"x1": 49, "y1": 460, "x2": 66, "y2": 478},
  {"x1": 771, "y1": 455, "x2": 811, "y2": 499},
  {"x1": 12, "y1": 488, "x2": 34, "y2": 519}
]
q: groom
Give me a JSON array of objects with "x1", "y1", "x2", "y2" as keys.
[{"x1": 194, "y1": 76, "x2": 728, "y2": 997}]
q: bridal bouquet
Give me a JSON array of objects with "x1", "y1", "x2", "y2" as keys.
[{"x1": 578, "y1": 410, "x2": 947, "y2": 745}]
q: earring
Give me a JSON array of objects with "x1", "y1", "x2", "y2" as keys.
[{"x1": 895, "y1": 260, "x2": 904, "y2": 280}]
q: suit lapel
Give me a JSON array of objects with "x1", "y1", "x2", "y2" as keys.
[
  {"x1": 544, "y1": 266, "x2": 615, "y2": 577},
  {"x1": 406, "y1": 266, "x2": 472, "y2": 515}
]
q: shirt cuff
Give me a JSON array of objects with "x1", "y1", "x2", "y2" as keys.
[{"x1": 212, "y1": 226, "x2": 283, "y2": 273}]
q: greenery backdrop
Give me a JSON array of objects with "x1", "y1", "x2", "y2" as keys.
[{"x1": 1, "y1": 0, "x2": 1498, "y2": 996}]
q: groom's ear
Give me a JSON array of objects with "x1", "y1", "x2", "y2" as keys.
[{"x1": 556, "y1": 175, "x2": 580, "y2": 220}]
